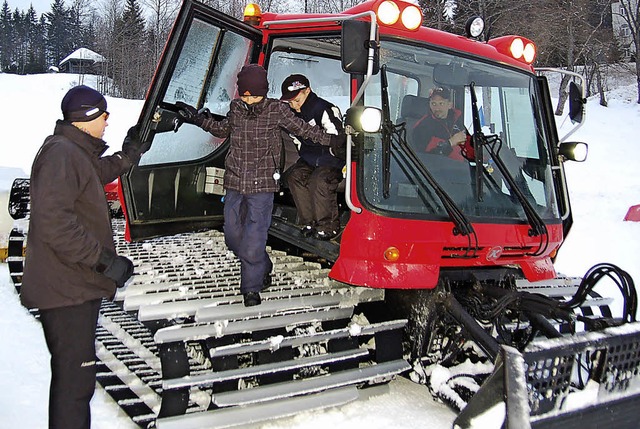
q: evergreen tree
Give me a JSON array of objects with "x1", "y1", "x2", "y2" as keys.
[
  {"x1": 12, "y1": 7, "x2": 25, "y2": 72},
  {"x1": 0, "y1": 1, "x2": 14, "y2": 72},
  {"x1": 45, "y1": 0, "x2": 73, "y2": 67},
  {"x1": 113, "y1": 0, "x2": 149, "y2": 98},
  {"x1": 25, "y1": 8, "x2": 46, "y2": 73}
]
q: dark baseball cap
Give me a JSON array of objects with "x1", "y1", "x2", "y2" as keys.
[
  {"x1": 280, "y1": 74, "x2": 310, "y2": 100},
  {"x1": 429, "y1": 87, "x2": 451, "y2": 100}
]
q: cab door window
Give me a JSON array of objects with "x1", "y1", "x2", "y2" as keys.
[{"x1": 141, "y1": 19, "x2": 256, "y2": 166}]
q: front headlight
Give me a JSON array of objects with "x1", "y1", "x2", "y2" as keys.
[
  {"x1": 558, "y1": 142, "x2": 588, "y2": 162},
  {"x1": 345, "y1": 106, "x2": 382, "y2": 133}
]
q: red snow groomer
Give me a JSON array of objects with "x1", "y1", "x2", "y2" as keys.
[{"x1": 9, "y1": 1, "x2": 640, "y2": 428}]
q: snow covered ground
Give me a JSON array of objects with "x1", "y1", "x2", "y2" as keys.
[{"x1": 1, "y1": 70, "x2": 639, "y2": 428}]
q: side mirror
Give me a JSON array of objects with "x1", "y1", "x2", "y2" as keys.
[
  {"x1": 568, "y1": 82, "x2": 585, "y2": 124},
  {"x1": 341, "y1": 20, "x2": 379, "y2": 75},
  {"x1": 345, "y1": 106, "x2": 382, "y2": 133},
  {"x1": 558, "y1": 141, "x2": 588, "y2": 162}
]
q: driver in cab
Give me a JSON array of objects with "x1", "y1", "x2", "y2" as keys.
[{"x1": 411, "y1": 87, "x2": 474, "y2": 161}]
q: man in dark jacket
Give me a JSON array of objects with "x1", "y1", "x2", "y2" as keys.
[
  {"x1": 280, "y1": 74, "x2": 345, "y2": 241},
  {"x1": 20, "y1": 85, "x2": 146, "y2": 429},
  {"x1": 176, "y1": 64, "x2": 344, "y2": 307},
  {"x1": 411, "y1": 87, "x2": 473, "y2": 161}
]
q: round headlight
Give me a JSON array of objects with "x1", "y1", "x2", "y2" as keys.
[
  {"x1": 377, "y1": 0, "x2": 400, "y2": 25},
  {"x1": 572, "y1": 143, "x2": 588, "y2": 162},
  {"x1": 523, "y1": 42, "x2": 536, "y2": 63},
  {"x1": 401, "y1": 5, "x2": 422, "y2": 30},
  {"x1": 509, "y1": 38, "x2": 524, "y2": 59},
  {"x1": 360, "y1": 107, "x2": 382, "y2": 133}
]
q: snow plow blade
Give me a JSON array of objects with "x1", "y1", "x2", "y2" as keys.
[{"x1": 455, "y1": 323, "x2": 640, "y2": 429}]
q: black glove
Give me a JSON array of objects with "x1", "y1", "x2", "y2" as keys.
[
  {"x1": 122, "y1": 125, "x2": 150, "y2": 165},
  {"x1": 176, "y1": 101, "x2": 206, "y2": 127},
  {"x1": 329, "y1": 133, "x2": 347, "y2": 160},
  {"x1": 95, "y1": 248, "x2": 134, "y2": 288}
]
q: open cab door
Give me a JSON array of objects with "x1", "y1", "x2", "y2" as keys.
[{"x1": 120, "y1": 0, "x2": 262, "y2": 241}]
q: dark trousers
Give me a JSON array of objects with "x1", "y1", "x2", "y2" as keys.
[
  {"x1": 39, "y1": 299, "x2": 101, "y2": 429},
  {"x1": 286, "y1": 161, "x2": 342, "y2": 232},
  {"x1": 223, "y1": 189, "x2": 273, "y2": 294}
]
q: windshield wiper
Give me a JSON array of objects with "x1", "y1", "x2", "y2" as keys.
[
  {"x1": 381, "y1": 65, "x2": 477, "y2": 243},
  {"x1": 468, "y1": 82, "x2": 548, "y2": 255}
]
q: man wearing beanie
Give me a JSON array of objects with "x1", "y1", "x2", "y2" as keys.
[
  {"x1": 21, "y1": 84, "x2": 148, "y2": 429},
  {"x1": 176, "y1": 64, "x2": 345, "y2": 307},
  {"x1": 280, "y1": 74, "x2": 345, "y2": 241}
]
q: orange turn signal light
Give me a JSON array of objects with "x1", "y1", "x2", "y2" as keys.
[{"x1": 384, "y1": 246, "x2": 400, "y2": 262}]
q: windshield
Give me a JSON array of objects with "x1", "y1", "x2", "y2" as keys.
[{"x1": 361, "y1": 40, "x2": 559, "y2": 223}]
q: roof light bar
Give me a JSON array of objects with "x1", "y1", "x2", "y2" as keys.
[
  {"x1": 376, "y1": 0, "x2": 422, "y2": 31},
  {"x1": 488, "y1": 35, "x2": 537, "y2": 65}
]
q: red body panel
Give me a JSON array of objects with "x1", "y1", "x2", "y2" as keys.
[
  {"x1": 260, "y1": 1, "x2": 535, "y2": 74},
  {"x1": 330, "y1": 167, "x2": 562, "y2": 289},
  {"x1": 104, "y1": 180, "x2": 119, "y2": 202}
]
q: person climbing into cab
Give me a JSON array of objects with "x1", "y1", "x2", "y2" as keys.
[
  {"x1": 411, "y1": 87, "x2": 474, "y2": 161},
  {"x1": 280, "y1": 74, "x2": 345, "y2": 241},
  {"x1": 175, "y1": 65, "x2": 345, "y2": 307}
]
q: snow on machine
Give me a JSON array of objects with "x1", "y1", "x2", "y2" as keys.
[{"x1": 7, "y1": 1, "x2": 640, "y2": 428}]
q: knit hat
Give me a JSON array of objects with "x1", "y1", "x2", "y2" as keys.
[
  {"x1": 280, "y1": 74, "x2": 310, "y2": 100},
  {"x1": 61, "y1": 85, "x2": 108, "y2": 122},
  {"x1": 237, "y1": 64, "x2": 268, "y2": 97}
]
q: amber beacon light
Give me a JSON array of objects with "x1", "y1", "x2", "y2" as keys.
[{"x1": 243, "y1": 3, "x2": 262, "y2": 25}]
